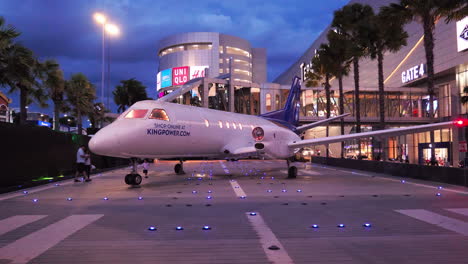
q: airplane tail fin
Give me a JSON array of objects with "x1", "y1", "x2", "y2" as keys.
[{"x1": 260, "y1": 76, "x2": 302, "y2": 128}]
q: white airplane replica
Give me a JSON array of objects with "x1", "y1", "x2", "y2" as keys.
[{"x1": 89, "y1": 76, "x2": 467, "y2": 185}]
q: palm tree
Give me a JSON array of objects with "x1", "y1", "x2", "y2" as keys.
[
  {"x1": 365, "y1": 7, "x2": 409, "y2": 160},
  {"x1": 332, "y1": 3, "x2": 375, "y2": 158},
  {"x1": 384, "y1": 0, "x2": 466, "y2": 164},
  {"x1": 0, "y1": 17, "x2": 19, "y2": 48},
  {"x1": 440, "y1": 1, "x2": 467, "y2": 23},
  {"x1": 327, "y1": 30, "x2": 353, "y2": 158},
  {"x1": 461, "y1": 87, "x2": 468, "y2": 106},
  {"x1": 0, "y1": 16, "x2": 20, "y2": 85},
  {"x1": 113, "y1": 78, "x2": 149, "y2": 113},
  {"x1": 305, "y1": 43, "x2": 336, "y2": 158},
  {"x1": 113, "y1": 85, "x2": 128, "y2": 113},
  {"x1": 383, "y1": 0, "x2": 465, "y2": 120},
  {"x1": 65, "y1": 73, "x2": 95, "y2": 135},
  {"x1": 40, "y1": 59, "x2": 65, "y2": 131},
  {"x1": 88, "y1": 102, "x2": 111, "y2": 129},
  {"x1": 370, "y1": 9, "x2": 408, "y2": 130},
  {"x1": 1, "y1": 43, "x2": 46, "y2": 124}
]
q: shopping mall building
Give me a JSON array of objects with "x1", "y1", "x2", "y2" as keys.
[{"x1": 156, "y1": 0, "x2": 468, "y2": 165}]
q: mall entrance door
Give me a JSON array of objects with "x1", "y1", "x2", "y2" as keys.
[{"x1": 418, "y1": 142, "x2": 451, "y2": 166}]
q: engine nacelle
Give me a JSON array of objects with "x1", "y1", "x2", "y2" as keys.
[{"x1": 252, "y1": 126, "x2": 300, "y2": 159}]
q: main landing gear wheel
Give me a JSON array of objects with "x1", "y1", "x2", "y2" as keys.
[
  {"x1": 125, "y1": 174, "x2": 142, "y2": 185},
  {"x1": 175, "y1": 163, "x2": 185, "y2": 175},
  {"x1": 288, "y1": 166, "x2": 297, "y2": 179}
]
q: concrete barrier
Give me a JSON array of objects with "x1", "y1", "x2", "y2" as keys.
[
  {"x1": 0, "y1": 122, "x2": 127, "y2": 189},
  {"x1": 311, "y1": 156, "x2": 468, "y2": 187}
]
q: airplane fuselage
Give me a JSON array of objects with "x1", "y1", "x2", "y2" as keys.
[{"x1": 89, "y1": 100, "x2": 301, "y2": 160}]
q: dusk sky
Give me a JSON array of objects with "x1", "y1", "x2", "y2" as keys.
[{"x1": 1, "y1": 0, "x2": 348, "y2": 116}]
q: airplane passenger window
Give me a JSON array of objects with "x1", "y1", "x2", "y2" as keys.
[
  {"x1": 218, "y1": 121, "x2": 223, "y2": 128},
  {"x1": 232, "y1": 123, "x2": 237, "y2": 129},
  {"x1": 238, "y1": 123, "x2": 243, "y2": 130},
  {"x1": 124, "y1": 109, "x2": 148, "y2": 119},
  {"x1": 149, "y1": 109, "x2": 170, "y2": 121},
  {"x1": 226, "y1": 122, "x2": 230, "y2": 128},
  {"x1": 205, "y1": 119, "x2": 210, "y2": 127}
]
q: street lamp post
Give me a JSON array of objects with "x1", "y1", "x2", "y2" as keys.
[
  {"x1": 93, "y1": 13, "x2": 107, "y2": 109},
  {"x1": 93, "y1": 13, "x2": 119, "y2": 111}
]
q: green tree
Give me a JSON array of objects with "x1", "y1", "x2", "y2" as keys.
[
  {"x1": 440, "y1": 1, "x2": 467, "y2": 23},
  {"x1": 88, "y1": 102, "x2": 111, "y2": 129},
  {"x1": 369, "y1": 9, "x2": 408, "y2": 130},
  {"x1": 59, "y1": 116, "x2": 77, "y2": 128},
  {"x1": 461, "y1": 87, "x2": 468, "y2": 106},
  {"x1": 327, "y1": 30, "x2": 353, "y2": 158},
  {"x1": 0, "y1": 16, "x2": 20, "y2": 85},
  {"x1": 332, "y1": 3, "x2": 375, "y2": 158},
  {"x1": 305, "y1": 43, "x2": 336, "y2": 158},
  {"x1": 365, "y1": 7, "x2": 409, "y2": 160},
  {"x1": 40, "y1": 59, "x2": 65, "y2": 131},
  {"x1": 0, "y1": 17, "x2": 19, "y2": 50},
  {"x1": 113, "y1": 78, "x2": 149, "y2": 113},
  {"x1": 383, "y1": 0, "x2": 465, "y2": 120},
  {"x1": 1, "y1": 18, "x2": 48, "y2": 124},
  {"x1": 1, "y1": 43, "x2": 47, "y2": 124},
  {"x1": 384, "y1": 0, "x2": 466, "y2": 164},
  {"x1": 65, "y1": 73, "x2": 95, "y2": 135}
]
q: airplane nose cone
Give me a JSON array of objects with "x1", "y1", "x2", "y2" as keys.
[{"x1": 89, "y1": 130, "x2": 119, "y2": 156}]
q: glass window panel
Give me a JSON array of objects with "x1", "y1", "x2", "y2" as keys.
[
  {"x1": 149, "y1": 109, "x2": 169, "y2": 121},
  {"x1": 226, "y1": 46, "x2": 250, "y2": 57},
  {"x1": 125, "y1": 109, "x2": 148, "y2": 119}
]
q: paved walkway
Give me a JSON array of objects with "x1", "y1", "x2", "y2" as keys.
[{"x1": 0, "y1": 160, "x2": 467, "y2": 263}]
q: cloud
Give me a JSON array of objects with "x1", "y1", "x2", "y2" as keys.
[
  {"x1": 0, "y1": 0, "x2": 349, "y2": 112},
  {"x1": 198, "y1": 14, "x2": 233, "y2": 29}
]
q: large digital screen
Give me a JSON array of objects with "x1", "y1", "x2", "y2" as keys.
[
  {"x1": 156, "y1": 66, "x2": 208, "y2": 90},
  {"x1": 156, "y1": 72, "x2": 161, "y2": 90},
  {"x1": 160, "y1": 68, "x2": 172, "y2": 88}
]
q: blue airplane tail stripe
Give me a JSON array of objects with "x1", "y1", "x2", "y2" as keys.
[{"x1": 260, "y1": 76, "x2": 301, "y2": 129}]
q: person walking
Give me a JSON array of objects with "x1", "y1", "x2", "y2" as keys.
[
  {"x1": 142, "y1": 159, "x2": 149, "y2": 178},
  {"x1": 84, "y1": 149, "x2": 92, "y2": 182},
  {"x1": 75, "y1": 145, "x2": 87, "y2": 182}
]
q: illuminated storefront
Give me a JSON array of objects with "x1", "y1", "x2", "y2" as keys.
[{"x1": 274, "y1": 0, "x2": 468, "y2": 165}]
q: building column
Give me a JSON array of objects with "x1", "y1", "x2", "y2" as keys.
[
  {"x1": 202, "y1": 79, "x2": 209, "y2": 108},
  {"x1": 453, "y1": 127, "x2": 460, "y2": 166},
  {"x1": 407, "y1": 134, "x2": 417, "y2": 164},
  {"x1": 229, "y1": 82, "x2": 235, "y2": 112},
  {"x1": 418, "y1": 99, "x2": 423, "y2": 117}
]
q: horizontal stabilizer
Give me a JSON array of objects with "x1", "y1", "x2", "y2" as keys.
[
  {"x1": 296, "y1": 113, "x2": 350, "y2": 133},
  {"x1": 289, "y1": 121, "x2": 455, "y2": 149}
]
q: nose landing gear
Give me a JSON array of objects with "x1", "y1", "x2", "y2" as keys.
[
  {"x1": 125, "y1": 173, "x2": 142, "y2": 185},
  {"x1": 125, "y1": 158, "x2": 143, "y2": 186}
]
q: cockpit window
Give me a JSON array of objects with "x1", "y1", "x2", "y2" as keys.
[
  {"x1": 124, "y1": 109, "x2": 148, "y2": 119},
  {"x1": 149, "y1": 109, "x2": 170, "y2": 121}
]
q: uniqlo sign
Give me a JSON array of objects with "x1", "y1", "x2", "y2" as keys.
[{"x1": 172, "y1": 66, "x2": 189, "y2": 85}]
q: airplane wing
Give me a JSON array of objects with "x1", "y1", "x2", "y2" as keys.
[
  {"x1": 158, "y1": 73, "x2": 231, "y2": 102},
  {"x1": 295, "y1": 113, "x2": 350, "y2": 133},
  {"x1": 229, "y1": 146, "x2": 258, "y2": 156},
  {"x1": 288, "y1": 121, "x2": 456, "y2": 149},
  {"x1": 158, "y1": 78, "x2": 203, "y2": 102}
]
